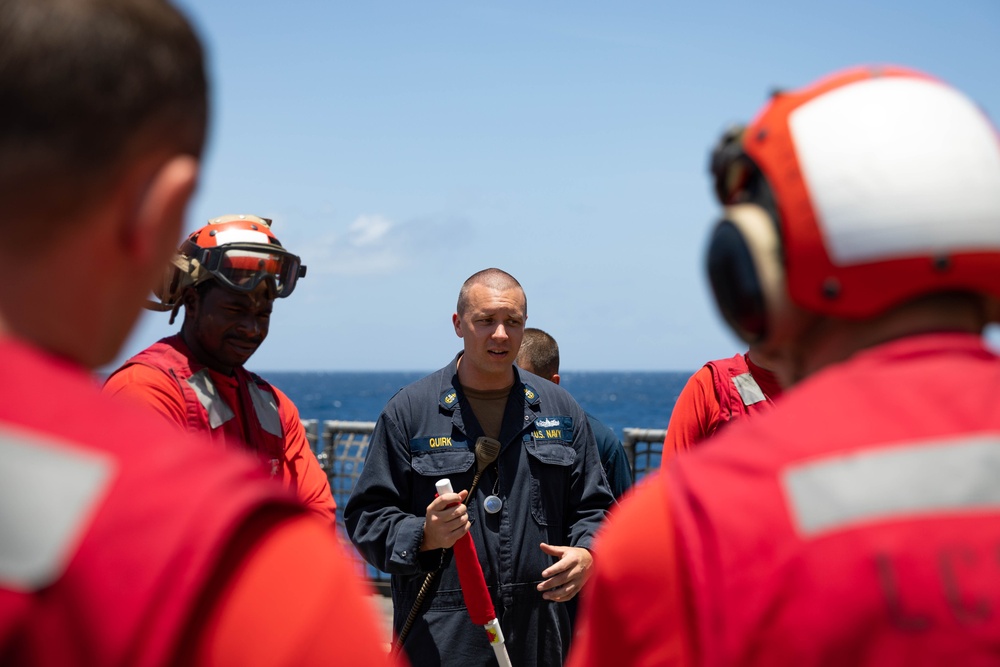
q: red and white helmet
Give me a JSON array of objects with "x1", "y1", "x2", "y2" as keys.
[
  {"x1": 706, "y1": 65, "x2": 1000, "y2": 344},
  {"x1": 149, "y1": 214, "x2": 307, "y2": 312}
]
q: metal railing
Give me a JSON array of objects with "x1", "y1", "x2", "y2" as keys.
[
  {"x1": 622, "y1": 428, "x2": 665, "y2": 481},
  {"x1": 302, "y1": 419, "x2": 391, "y2": 590},
  {"x1": 302, "y1": 419, "x2": 666, "y2": 591}
]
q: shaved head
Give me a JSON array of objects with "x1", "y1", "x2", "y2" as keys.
[{"x1": 457, "y1": 268, "x2": 526, "y2": 317}]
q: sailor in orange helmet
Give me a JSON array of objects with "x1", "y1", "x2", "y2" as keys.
[
  {"x1": 567, "y1": 65, "x2": 1000, "y2": 666},
  {"x1": 104, "y1": 214, "x2": 337, "y2": 526}
]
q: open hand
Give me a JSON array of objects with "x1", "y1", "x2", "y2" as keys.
[{"x1": 536, "y1": 543, "x2": 593, "y2": 602}]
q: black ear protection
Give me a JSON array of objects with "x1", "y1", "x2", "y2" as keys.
[
  {"x1": 705, "y1": 126, "x2": 793, "y2": 345},
  {"x1": 707, "y1": 203, "x2": 789, "y2": 344}
]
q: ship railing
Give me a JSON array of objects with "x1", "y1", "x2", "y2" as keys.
[
  {"x1": 301, "y1": 419, "x2": 391, "y2": 593},
  {"x1": 622, "y1": 427, "x2": 665, "y2": 481},
  {"x1": 302, "y1": 419, "x2": 666, "y2": 593}
]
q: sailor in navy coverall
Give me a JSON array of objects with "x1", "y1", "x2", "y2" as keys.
[{"x1": 345, "y1": 352, "x2": 614, "y2": 666}]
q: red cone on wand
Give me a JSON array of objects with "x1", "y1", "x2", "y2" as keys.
[{"x1": 437, "y1": 479, "x2": 514, "y2": 667}]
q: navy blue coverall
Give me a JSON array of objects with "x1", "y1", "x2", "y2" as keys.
[{"x1": 345, "y1": 354, "x2": 614, "y2": 667}]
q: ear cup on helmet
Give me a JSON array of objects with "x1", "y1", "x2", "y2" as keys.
[
  {"x1": 146, "y1": 254, "x2": 200, "y2": 312},
  {"x1": 146, "y1": 257, "x2": 184, "y2": 312},
  {"x1": 707, "y1": 203, "x2": 794, "y2": 346},
  {"x1": 707, "y1": 219, "x2": 766, "y2": 342}
]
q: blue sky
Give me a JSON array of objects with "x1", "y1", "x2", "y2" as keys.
[{"x1": 111, "y1": 0, "x2": 1000, "y2": 372}]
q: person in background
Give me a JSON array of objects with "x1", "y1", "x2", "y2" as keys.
[
  {"x1": 661, "y1": 344, "x2": 782, "y2": 462},
  {"x1": 567, "y1": 65, "x2": 1000, "y2": 666},
  {"x1": 0, "y1": 1, "x2": 398, "y2": 664},
  {"x1": 345, "y1": 268, "x2": 614, "y2": 667},
  {"x1": 104, "y1": 214, "x2": 336, "y2": 526},
  {"x1": 516, "y1": 327, "x2": 633, "y2": 498}
]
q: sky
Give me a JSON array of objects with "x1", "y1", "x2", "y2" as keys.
[{"x1": 110, "y1": 0, "x2": 1000, "y2": 373}]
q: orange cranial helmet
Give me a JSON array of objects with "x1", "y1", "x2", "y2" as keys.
[
  {"x1": 149, "y1": 214, "x2": 307, "y2": 312},
  {"x1": 705, "y1": 65, "x2": 1000, "y2": 345}
]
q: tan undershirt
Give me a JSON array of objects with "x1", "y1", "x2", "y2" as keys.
[{"x1": 462, "y1": 384, "x2": 512, "y2": 440}]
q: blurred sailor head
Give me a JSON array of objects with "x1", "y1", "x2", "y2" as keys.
[
  {"x1": 704, "y1": 65, "x2": 1000, "y2": 384},
  {"x1": 0, "y1": 0, "x2": 207, "y2": 367}
]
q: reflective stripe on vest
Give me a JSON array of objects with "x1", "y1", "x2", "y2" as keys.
[
  {"x1": 247, "y1": 379, "x2": 282, "y2": 437},
  {"x1": 783, "y1": 435, "x2": 1000, "y2": 536},
  {"x1": 186, "y1": 368, "x2": 282, "y2": 437},
  {"x1": 0, "y1": 428, "x2": 114, "y2": 590},
  {"x1": 186, "y1": 369, "x2": 235, "y2": 429},
  {"x1": 732, "y1": 372, "x2": 767, "y2": 406}
]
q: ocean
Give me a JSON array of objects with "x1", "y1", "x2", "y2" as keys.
[{"x1": 263, "y1": 369, "x2": 692, "y2": 439}]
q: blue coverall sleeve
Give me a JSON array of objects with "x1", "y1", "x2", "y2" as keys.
[
  {"x1": 344, "y1": 412, "x2": 429, "y2": 575},
  {"x1": 603, "y1": 443, "x2": 634, "y2": 499},
  {"x1": 566, "y1": 415, "x2": 615, "y2": 550}
]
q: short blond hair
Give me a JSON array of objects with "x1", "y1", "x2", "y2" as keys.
[{"x1": 516, "y1": 328, "x2": 559, "y2": 378}]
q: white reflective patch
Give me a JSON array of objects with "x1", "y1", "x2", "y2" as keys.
[
  {"x1": 0, "y1": 427, "x2": 115, "y2": 590},
  {"x1": 224, "y1": 249, "x2": 272, "y2": 262},
  {"x1": 212, "y1": 228, "x2": 271, "y2": 246},
  {"x1": 247, "y1": 381, "x2": 283, "y2": 437},
  {"x1": 783, "y1": 436, "x2": 1000, "y2": 536},
  {"x1": 732, "y1": 373, "x2": 767, "y2": 406},
  {"x1": 789, "y1": 77, "x2": 1000, "y2": 265},
  {"x1": 187, "y1": 370, "x2": 235, "y2": 429}
]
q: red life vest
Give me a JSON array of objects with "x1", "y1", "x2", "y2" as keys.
[
  {"x1": 705, "y1": 353, "x2": 774, "y2": 426},
  {"x1": 115, "y1": 335, "x2": 286, "y2": 477},
  {"x1": 669, "y1": 333, "x2": 1000, "y2": 666},
  {"x1": 0, "y1": 338, "x2": 300, "y2": 666}
]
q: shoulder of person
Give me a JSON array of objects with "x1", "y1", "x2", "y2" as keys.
[
  {"x1": 526, "y1": 377, "x2": 584, "y2": 411},
  {"x1": 585, "y1": 413, "x2": 619, "y2": 441}
]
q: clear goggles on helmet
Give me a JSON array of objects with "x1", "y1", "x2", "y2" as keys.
[{"x1": 183, "y1": 241, "x2": 307, "y2": 298}]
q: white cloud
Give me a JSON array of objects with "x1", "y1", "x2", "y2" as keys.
[
  {"x1": 300, "y1": 213, "x2": 474, "y2": 278},
  {"x1": 347, "y1": 214, "x2": 393, "y2": 247}
]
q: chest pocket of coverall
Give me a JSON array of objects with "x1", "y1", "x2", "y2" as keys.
[
  {"x1": 525, "y1": 440, "x2": 576, "y2": 527},
  {"x1": 410, "y1": 449, "x2": 476, "y2": 500}
]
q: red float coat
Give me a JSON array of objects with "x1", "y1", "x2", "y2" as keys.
[
  {"x1": 0, "y1": 337, "x2": 402, "y2": 667},
  {"x1": 663, "y1": 352, "x2": 782, "y2": 460},
  {"x1": 569, "y1": 332, "x2": 1000, "y2": 667},
  {"x1": 104, "y1": 335, "x2": 335, "y2": 525}
]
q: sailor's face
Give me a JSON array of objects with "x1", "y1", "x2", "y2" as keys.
[
  {"x1": 453, "y1": 283, "x2": 526, "y2": 390},
  {"x1": 185, "y1": 282, "x2": 273, "y2": 375}
]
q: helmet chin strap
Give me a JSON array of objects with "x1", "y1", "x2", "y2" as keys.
[
  {"x1": 168, "y1": 300, "x2": 183, "y2": 326},
  {"x1": 144, "y1": 298, "x2": 174, "y2": 313}
]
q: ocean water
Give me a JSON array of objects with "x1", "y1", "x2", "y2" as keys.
[{"x1": 263, "y1": 369, "x2": 692, "y2": 438}]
